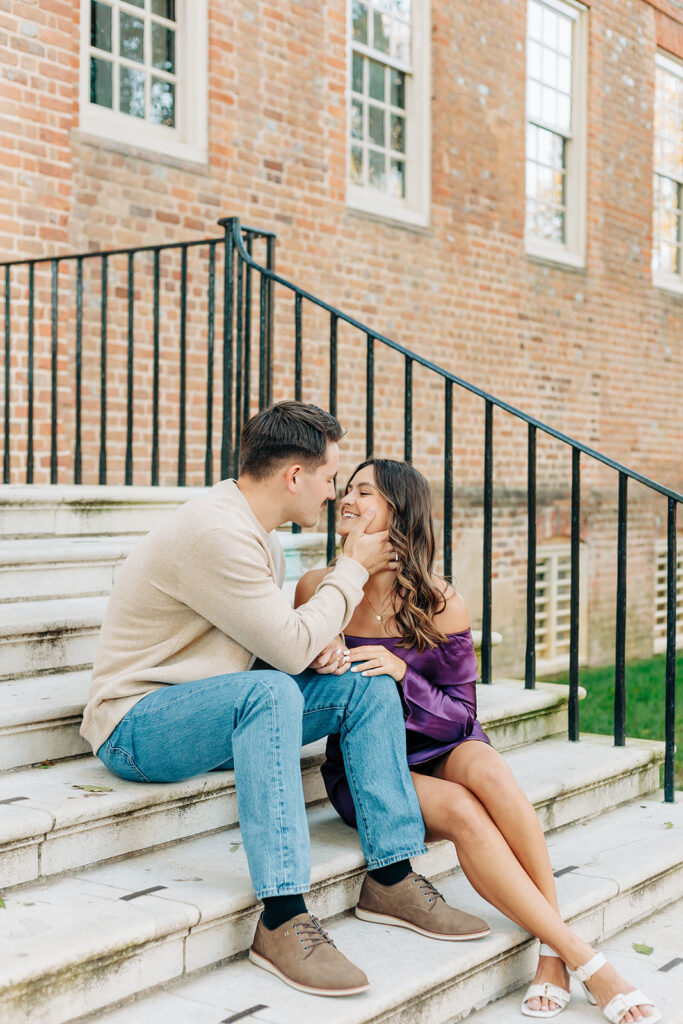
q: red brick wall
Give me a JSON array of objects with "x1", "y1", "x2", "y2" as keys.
[{"x1": 1, "y1": 0, "x2": 682, "y2": 670}]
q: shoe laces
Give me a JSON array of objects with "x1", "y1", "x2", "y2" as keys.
[
  {"x1": 413, "y1": 874, "x2": 445, "y2": 905},
  {"x1": 293, "y1": 915, "x2": 336, "y2": 952}
]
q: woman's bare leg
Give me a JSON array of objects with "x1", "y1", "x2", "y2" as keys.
[{"x1": 412, "y1": 754, "x2": 654, "y2": 1021}]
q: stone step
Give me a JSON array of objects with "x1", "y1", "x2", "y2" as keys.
[
  {"x1": 0, "y1": 733, "x2": 663, "y2": 891},
  {"x1": 0, "y1": 485, "x2": 197, "y2": 540},
  {"x1": 0, "y1": 536, "x2": 137, "y2": 603},
  {"x1": 0, "y1": 668, "x2": 571, "y2": 772},
  {"x1": 0, "y1": 597, "x2": 109, "y2": 681},
  {"x1": 462, "y1": 895, "x2": 683, "y2": 1024},
  {"x1": 2, "y1": 791, "x2": 680, "y2": 1024}
]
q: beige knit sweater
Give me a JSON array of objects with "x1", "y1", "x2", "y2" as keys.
[{"x1": 80, "y1": 479, "x2": 368, "y2": 753}]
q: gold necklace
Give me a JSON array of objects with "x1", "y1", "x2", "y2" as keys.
[{"x1": 364, "y1": 590, "x2": 394, "y2": 624}]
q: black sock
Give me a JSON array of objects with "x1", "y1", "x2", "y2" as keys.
[
  {"x1": 262, "y1": 893, "x2": 308, "y2": 930},
  {"x1": 368, "y1": 859, "x2": 412, "y2": 887}
]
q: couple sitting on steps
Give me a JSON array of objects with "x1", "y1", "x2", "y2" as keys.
[{"x1": 80, "y1": 401, "x2": 659, "y2": 1024}]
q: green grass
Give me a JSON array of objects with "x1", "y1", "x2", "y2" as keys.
[{"x1": 544, "y1": 651, "x2": 683, "y2": 791}]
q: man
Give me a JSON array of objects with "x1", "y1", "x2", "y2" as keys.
[{"x1": 81, "y1": 401, "x2": 488, "y2": 997}]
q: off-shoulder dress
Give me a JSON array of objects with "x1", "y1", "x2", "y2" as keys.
[{"x1": 322, "y1": 628, "x2": 491, "y2": 829}]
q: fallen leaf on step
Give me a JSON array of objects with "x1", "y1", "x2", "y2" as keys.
[
  {"x1": 0, "y1": 897, "x2": 5, "y2": 909},
  {"x1": 39, "y1": 761, "x2": 55, "y2": 769},
  {"x1": 72, "y1": 785, "x2": 114, "y2": 793},
  {"x1": 664, "y1": 822, "x2": 673, "y2": 829},
  {"x1": 230, "y1": 843, "x2": 241, "y2": 853},
  {"x1": 632, "y1": 943, "x2": 653, "y2": 956}
]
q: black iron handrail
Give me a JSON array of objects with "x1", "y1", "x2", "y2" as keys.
[
  {"x1": 1, "y1": 215, "x2": 679, "y2": 801},
  {"x1": 224, "y1": 216, "x2": 680, "y2": 803}
]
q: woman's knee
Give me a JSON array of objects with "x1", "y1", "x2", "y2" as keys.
[{"x1": 442, "y1": 786, "x2": 488, "y2": 842}]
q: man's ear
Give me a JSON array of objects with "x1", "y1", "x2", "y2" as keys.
[{"x1": 284, "y1": 463, "x2": 303, "y2": 495}]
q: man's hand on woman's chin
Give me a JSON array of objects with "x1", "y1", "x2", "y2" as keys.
[{"x1": 309, "y1": 635, "x2": 351, "y2": 675}]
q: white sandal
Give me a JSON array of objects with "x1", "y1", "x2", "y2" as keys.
[
  {"x1": 521, "y1": 943, "x2": 571, "y2": 1019},
  {"x1": 572, "y1": 951, "x2": 662, "y2": 1024}
]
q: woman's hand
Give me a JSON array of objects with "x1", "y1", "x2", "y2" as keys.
[
  {"x1": 349, "y1": 645, "x2": 407, "y2": 682},
  {"x1": 310, "y1": 636, "x2": 351, "y2": 675}
]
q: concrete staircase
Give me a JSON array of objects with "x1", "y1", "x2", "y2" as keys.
[{"x1": 0, "y1": 485, "x2": 680, "y2": 1024}]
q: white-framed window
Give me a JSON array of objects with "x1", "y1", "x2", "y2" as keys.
[
  {"x1": 347, "y1": 0, "x2": 431, "y2": 228},
  {"x1": 652, "y1": 53, "x2": 683, "y2": 295},
  {"x1": 525, "y1": 0, "x2": 587, "y2": 267},
  {"x1": 654, "y1": 537, "x2": 683, "y2": 653},
  {"x1": 535, "y1": 539, "x2": 587, "y2": 672},
  {"x1": 79, "y1": 0, "x2": 208, "y2": 164}
]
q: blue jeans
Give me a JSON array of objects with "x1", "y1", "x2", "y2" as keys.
[{"x1": 97, "y1": 667, "x2": 427, "y2": 898}]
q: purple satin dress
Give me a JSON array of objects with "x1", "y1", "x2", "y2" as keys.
[{"x1": 322, "y1": 629, "x2": 490, "y2": 829}]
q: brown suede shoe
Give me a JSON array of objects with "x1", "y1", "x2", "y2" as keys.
[
  {"x1": 249, "y1": 913, "x2": 370, "y2": 996},
  {"x1": 356, "y1": 871, "x2": 490, "y2": 941}
]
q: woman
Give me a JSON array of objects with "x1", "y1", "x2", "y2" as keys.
[{"x1": 295, "y1": 459, "x2": 660, "y2": 1024}]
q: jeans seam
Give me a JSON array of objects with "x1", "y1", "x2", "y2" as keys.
[{"x1": 104, "y1": 741, "x2": 151, "y2": 783}]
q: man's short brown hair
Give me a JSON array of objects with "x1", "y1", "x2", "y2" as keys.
[{"x1": 238, "y1": 401, "x2": 344, "y2": 480}]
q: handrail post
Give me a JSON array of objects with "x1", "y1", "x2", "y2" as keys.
[
  {"x1": 99, "y1": 256, "x2": 108, "y2": 484},
  {"x1": 221, "y1": 220, "x2": 235, "y2": 480},
  {"x1": 4, "y1": 265, "x2": 10, "y2": 483},
  {"x1": 404, "y1": 357, "x2": 412, "y2": 463},
  {"x1": 443, "y1": 379, "x2": 453, "y2": 580},
  {"x1": 481, "y1": 401, "x2": 493, "y2": 684},
  {"x1": 74, "y1": 257, "x2": 83, "y2": 485},
  {"x1": 151, "y1": 248, "x2": 160, "y2": 486},
  {"x1": 50, "y1": 259, "x2": 58, "y2": 483},
  {"x1": 525, "y1": 424, "x2": 537, "y2": 689},
  {"x1": 327, "y1": 313, "x2": 338, "y2": 565},
  {"x1": 568, "y1": 448, "x2": 581, "y2": 741},
  {"x1": 27, "y1": 261, "x2": 34, "y2": 484},
  {"x1": 205, "y1": 242, "x2": 216, "y2": 487},
  {"x1": 614, "y1": 473, "x2": 628, "y2": 746},
  {"x1": 664, "y1": 499, "x2": 677, "y2": 803},
  {"x1": 365, "y1": 333, "x2": 374, "y2": 458},
  {"x1": 125, "y1": 252, "x2": 135, "y2": 486}
]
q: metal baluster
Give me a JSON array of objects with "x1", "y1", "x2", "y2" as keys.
[
  {"x1": 99, "y1": 256, "x2": 108, "y2": 484},
  {"x1": 205, "y1": 242, "x2": 215, "y2": 486},
  {"x1": 481, "y1": 401, "x2": 493, "y2": 684},
  {"x1": 266, "y1": 236, "x2": 275, "y2": 406},
  {"x1": 292, "y1": 294, "x2": 303, "y2": 535},
  {"x1": 569, "y1": 448, "x2": 581, "y2": 741},
  {"x1": 525, "y1": 424, "x2": 537, "y2": 689},
  {"x1": 258, "y1": 272, "x2": 267, "y2": 411},
  {"x1": 327, "y1": 313, "x2": 338, "y2": 565},
  {"x1": 178, "y1": 246, "x2": 187, "y2": 486},
  {"x1": 125, "y1": 252, "x2": 134, "y2": 486},
  {"x1": 74, "y1": 257, "x2": 83, "y2": 484},
  {"x1": 614, "y1": 472, "x2": 628, "y2": 746},
  {"x1": 235, "y1": 255, "x2": 244, "y2": 453},
  {"x1": 50, "y1": 259, "x2": 58, "y2": 483},
  {"x1": 27, "y1": 262, "x2": 34, "y2": 484},
  {"x1": 294, "y1": 294, "x2": 302, "y2": 402},
  {"x1": 244, "y1": 234, "x2": 252, "y2": 426},
  {"x1": 221, "y1": 224, "x2": 234, "y2": 480},
  {"x1": 664, "y1": 499, "x2": 677, "y2": 803},
  {"x1": 4, "y1": 265, "x2": 10, "y2": 483},
  {"x1": 151, "y1": 248, "x2": 160, "y2": 486},
  {"x1": 443, "y1": 379, "x2": 453, "y2": 579},
  {"x1": 404, "y1": 357, "x2": 412, "y2": 463},
  {"x1": 365, "y1": 333, "x2": 374, "y2": 459}
]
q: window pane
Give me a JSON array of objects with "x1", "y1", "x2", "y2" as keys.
[
  {"x1": 373, "y1": 10, "x2": 391, "y2": 54},
  {"x1": 391, "y1": 113, "x2": 405, "y2": 152},
  {"x1": 393, "y1": 20, "x2": 410, "y2": 63},
  {"x1": 368, "y1": 149, "x2": 386, "y2": 190},
  {"x1": 541, "y1": 85, "x2": 556, "y2": 126},
  {"x1": 527, "y1": 79, "x2": 541, "y2": 121},
  {"x1": 350, "y1": 145, "x2": 364, "y2": 185},
  {"x1": 120, "y1": 11, "x2": 145, "y2": 64},
  {"x1": 152, "y1": 22, "x2": 175, "y2": 73},
  {"x1": 126, "y1": 0, "x2": 145, "y2": 7},
  {"x1": 558, "y1": 56, "x2": 571, "y2": 93},
  {"x1": 391, "y1": 69, "x2": 405, "y2": 108},
  {"x1": 557, "y1": 93, "x2": 571, "y2": 132},
  {"x1": 351, "y1": 99, "x2": 363, "y2": 139},
  {"x1": 557, "y1": 15, "x2": 572, "y2": 56},
  {"x1": 542, "y1": 7, "x2": 558, "y2": 49},
  {"x1": 390, "y1": 159, "x2": 405, "y2": 197},
  {"x1": 368, "y1": 104, "x2": 385, "y2": 145},
  {"x1": 119, "y1": 64, "x2": 146, "y2": 117},
  {"x1": 91, "y1": 1, "x2": 112, "y2": 52},
  {"x1": 368, "y1": 59, "x2": 385, "y2": 101},
  {"x1": 352, "y1": 1, "x2": 368, "y2": 44},
  {"x1": 528, "y1": 40, "x2": 542, "y2": 81},
  {"x1": 528, "y1": 1, "x2": 542, "y2": 42},
  {"x1": 152, "y1": 0, "x2": 176, "y2": 19},
  {"x1": 542, "y1": 48, "x2": 557, "y2": 88},
  {"x1": 90, "y1": 56, "x2": 113, "y2": 107},
  {"x1": 150, "y1": 77, "x2": 175, "y2": 126},
  {"x1": 352, "y1": 52, "x2": 363, "y2": 94}
]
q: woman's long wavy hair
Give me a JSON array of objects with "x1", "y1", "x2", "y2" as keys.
[{"x1": 342, "y1": 459, "x2": 449, "y2": 652}]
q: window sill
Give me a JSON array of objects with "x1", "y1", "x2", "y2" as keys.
[
  {"x1": 652, "y1": 272, "x2": 683, "y2": 298},
  {"x1": 76, "y1": 112, "x2": 208, "y2": 169},
  {"x1": 346, "y1": 189, "x2": 430, "y2": 232},
  {"x1": 526, "y1": 239, "x2": 586, "y2": 272}
]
